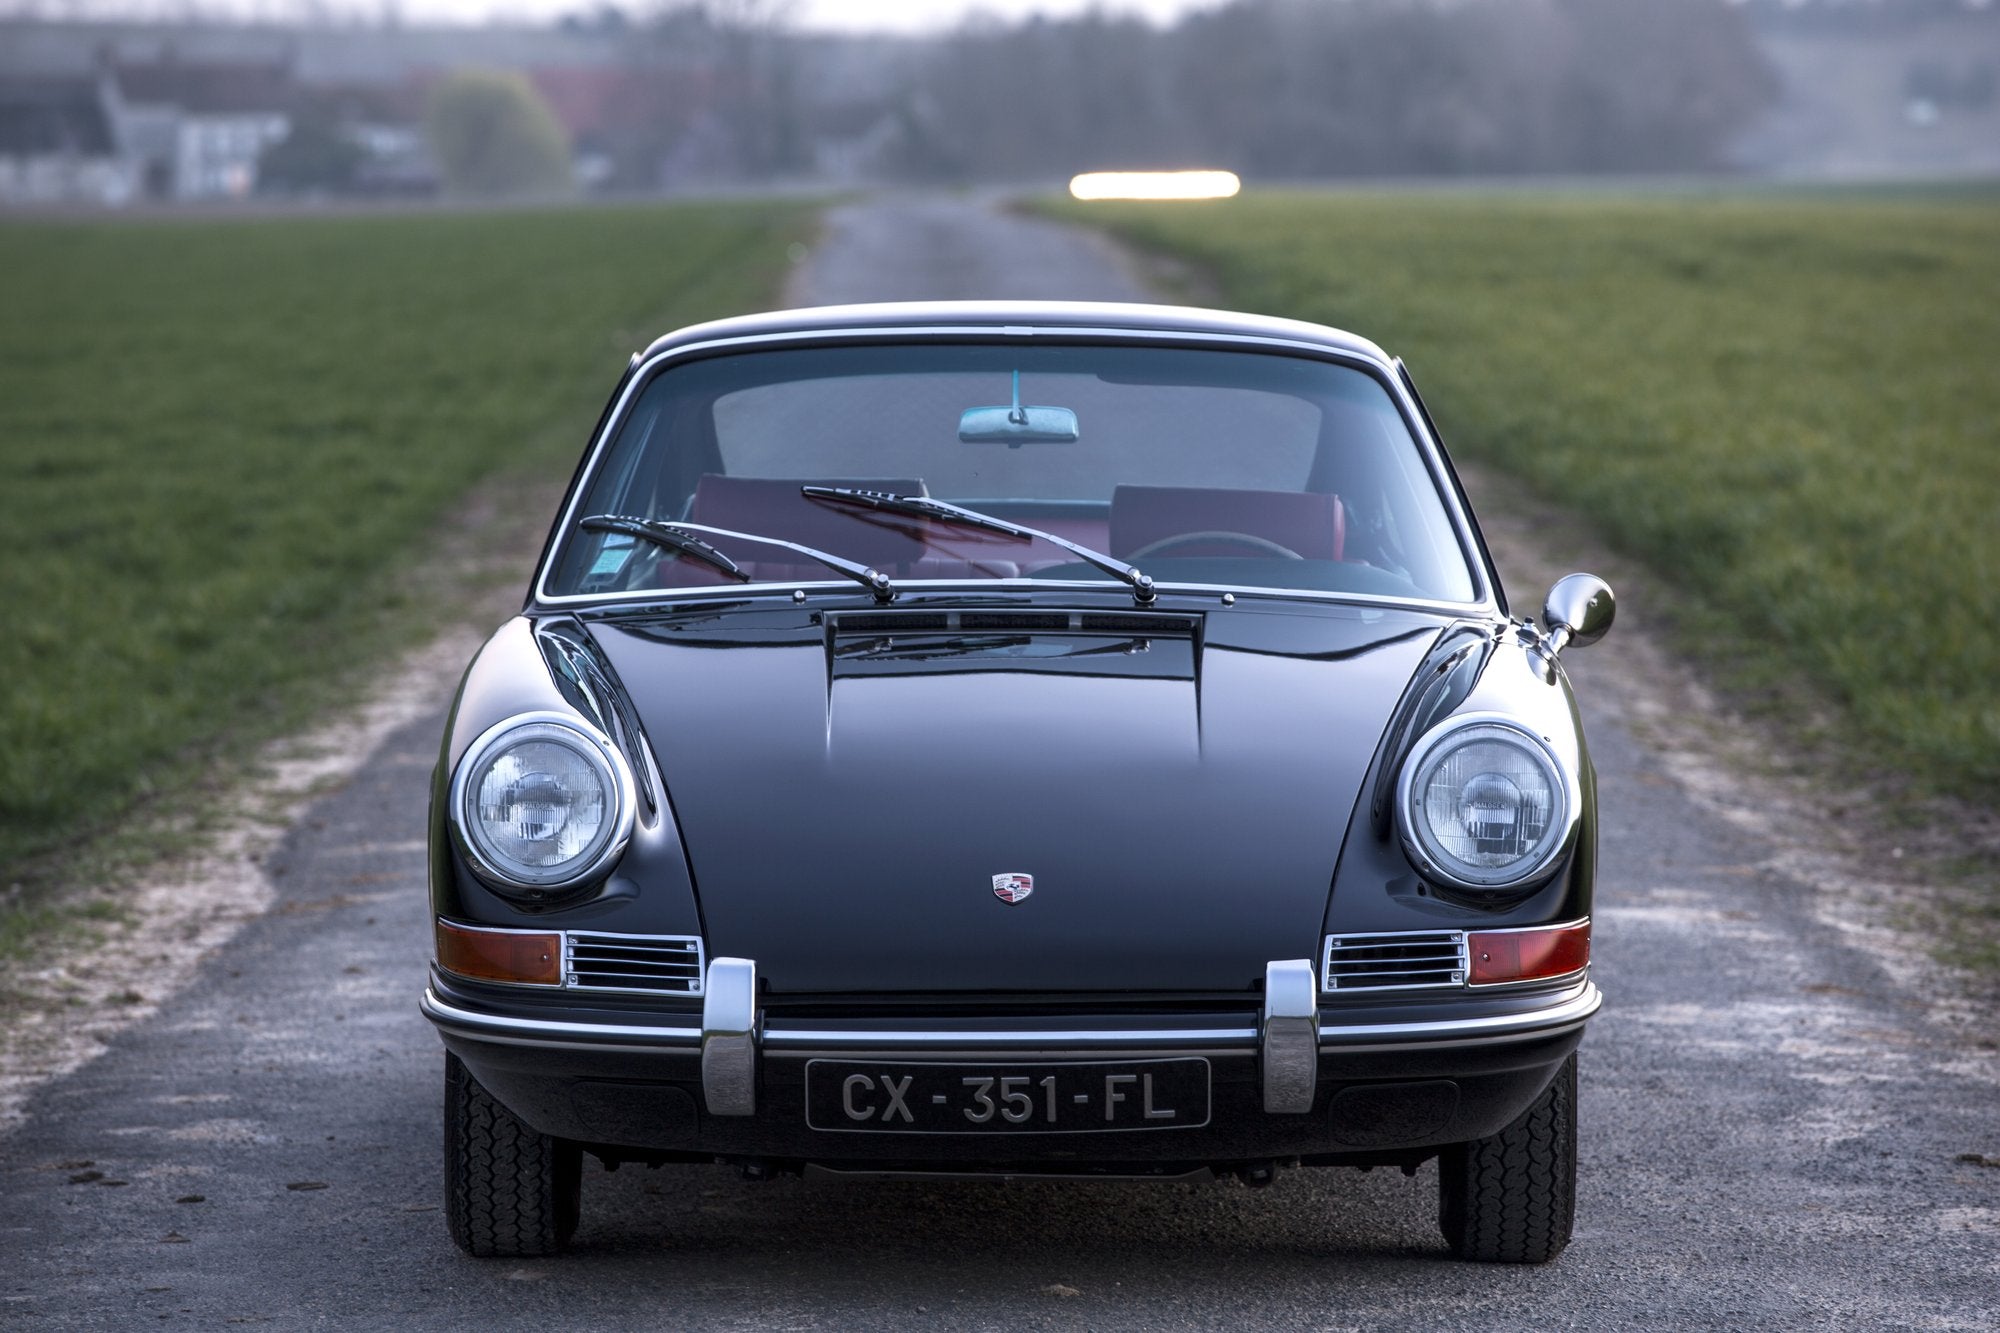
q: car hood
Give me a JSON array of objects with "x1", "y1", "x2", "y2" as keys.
[{"x1": 587, "y1": 601, "x2": 1446, "y2": 995}]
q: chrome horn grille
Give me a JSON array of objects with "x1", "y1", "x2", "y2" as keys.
[
  {"x1": 565, "y1": 932, "x2": 705, "y2": 995},
  {"x1": 1323, "y1": 930, "x2": 1468, "y2": 992}
]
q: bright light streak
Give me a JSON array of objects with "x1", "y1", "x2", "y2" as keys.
[{"x1": 1068, "y1": 171, "x2": 1242, "y2": 201}]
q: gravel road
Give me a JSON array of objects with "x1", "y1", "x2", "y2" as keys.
[{"x1": 4, "y1": 196, "x2": 1995, "y2": 1330}]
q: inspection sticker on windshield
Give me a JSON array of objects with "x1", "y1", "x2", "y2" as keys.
[{"x1": 589, "y1": 533, "x2": 636, "y2": 576}]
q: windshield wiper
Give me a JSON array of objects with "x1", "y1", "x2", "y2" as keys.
[
  {"x1": 802, "y1": 486, "x2": 1157, "y2": 605},
  {"x1": 581, "y1": 513, "x2": 894, "y2": 602},
  {"x1": 582, "y1": 516, "x2": 748, "y2": 581}
]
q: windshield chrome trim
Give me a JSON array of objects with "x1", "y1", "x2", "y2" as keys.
[
  {"x1": 533, "y1": 322, "x2": 1501, "y2": 615},
  {"x1": 538, "y1": 576, "x2": 1487, "y2": 620}
]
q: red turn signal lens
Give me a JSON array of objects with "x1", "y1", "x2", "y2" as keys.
[
  {"x1": 1467, "y1": 920, "x2": 1590, "y2": 987},
  {"x1": 435, "y1": 919, "x2": 562, "y2": 986}
]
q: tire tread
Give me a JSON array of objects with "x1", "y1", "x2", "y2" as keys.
[
  {"x1": 444, "y1": 1053, "x2": 579, "y2": 1257},
  {"x1": 1437, "y1": 1053, "x2": 1577, "y2": 1264}
]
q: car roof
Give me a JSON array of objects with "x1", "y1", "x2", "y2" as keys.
[{"x1": 638, "y1": 301, "x2": 1393, "y2": 365}]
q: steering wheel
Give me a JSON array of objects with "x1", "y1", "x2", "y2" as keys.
[{"x1": 1125, "y1": 530, "x2": 1304, "y2": 561}]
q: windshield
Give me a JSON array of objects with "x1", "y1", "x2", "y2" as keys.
[{"x1": 546, "y1": 342, "x2": 1478, "y2": 604}]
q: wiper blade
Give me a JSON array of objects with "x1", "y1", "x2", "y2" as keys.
[
  {"x1": 675, "y1": 520, "x2": 896, "y2": 601},
  {"x1": 580, "y1": 515, "x2": 895, "y2": 602},
  {"x1": 802, "y1": 486, "x2": 1157, "y2": 605},
  {"x1": 581, "y1": 515, "x2": 747, "y2": 580}
]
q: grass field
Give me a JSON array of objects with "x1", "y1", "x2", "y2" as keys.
[
  {"x1": 1058, "y1": 190, "x2": 2000, "y2": 806},
  {"x1": 0, "y1": 202, "x2": 808, "y2": 878}
]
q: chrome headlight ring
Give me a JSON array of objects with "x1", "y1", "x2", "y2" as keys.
[
  {"x1": 1394, "y1": 711, "x2": 1577, "y2": 894},
  {"x1": 448, "y1": 710, "x2": 637, "y2": 897}
]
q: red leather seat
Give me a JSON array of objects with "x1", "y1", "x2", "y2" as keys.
[
  {"x1": 690, "y1": 479, "x2": 1050, "y2": 582},
  {"x1": 648, "y1": 474, "x2": 936, "y2": 584},
  {"x1": 690, "y1": 475, "x2": 930, "y2": 562},
  {"x1": 1109, "y1": 486, "x2": 1345, "y2": 561},
  {"x1": 652, "y1": 475, "x2": 932, "y2": 586}
]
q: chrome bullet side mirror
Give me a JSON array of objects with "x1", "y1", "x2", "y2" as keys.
[{"x1": 1541, "y1": 573, "x2": 1615, "y2": 658}]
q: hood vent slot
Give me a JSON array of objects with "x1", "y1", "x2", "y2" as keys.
[
  {"x1": 830, "y1": 610, "x2": 1197, "y2": 637},
  {"x1": 565, "y1": 932, "x2": 705, "y2": 995},
  {"x1": 960, "y1": 611, "x2": 1070, "y2": 631},
  {"x1": 834, "y1": 613, "x2": 949, "y2": 634},
  {"x1": 1080, "y1": 613, "x2": 1196, "y2": 635},
  {"x1": 1324, "y1": 930, "x2": 1467, "y2": 992}
]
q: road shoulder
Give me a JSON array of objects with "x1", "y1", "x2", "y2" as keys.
[{"x1": 0, "y1": 467, "x2": 559, "y2": 1135}]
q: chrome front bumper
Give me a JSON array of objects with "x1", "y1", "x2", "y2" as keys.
[{"x1": 420, "y1": 955, "x2": 1602, "y2": 1120}]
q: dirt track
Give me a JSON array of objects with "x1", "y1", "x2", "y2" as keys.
[{"x1": 2, "y1": 196, "x2": 1995, "y2": 1330}]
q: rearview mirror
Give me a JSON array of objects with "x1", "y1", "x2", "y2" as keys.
[{"x1": 959, "y1": 370, "x2": 1079, "y2": 445}]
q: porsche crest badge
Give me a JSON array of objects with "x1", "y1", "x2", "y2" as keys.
[{"x1": 992, "y1": 872, "x2": 1034, "y2": 905}]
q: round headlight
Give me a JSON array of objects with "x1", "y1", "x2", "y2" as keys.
[
  {"x1": 1397, "y1": 717, "x2": 1571, "y2": 892},
  {"x1": 451, "y1": 714, "x2": 634, "y2": 894}
]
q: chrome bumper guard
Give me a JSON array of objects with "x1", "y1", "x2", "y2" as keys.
[
  {"x1": 701, "y1": 957, "x2": 758, "y2": 1116},
  {"x1": 422, "y1": 964, "x2": 1601, "y2": 1116},
  {"x1": 1261, "y1": 959, "x2": 1318, "y2": 1113}
]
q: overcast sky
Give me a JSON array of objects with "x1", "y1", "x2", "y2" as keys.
[
  {"x1": 383, "y1": 0, "x2": 1225, "y2": 30},
  {"x1": 23, "y1": 0, "x2": 1225, "y2": 32},
  {"x1": 793, "y1": 0, "x2": 1221, "y2": 33}
]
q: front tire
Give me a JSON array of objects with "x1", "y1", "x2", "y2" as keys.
[
  {"x1": 444, "y1": 1053, "x2": 582, "y2": 1257},
  {"x1": 1437, "y1": 1053, "x2": 1577, "y2": 1263}
]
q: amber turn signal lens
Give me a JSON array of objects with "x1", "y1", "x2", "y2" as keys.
[
  {"x1": 435, "y1": 919, "x2": 562, "y2": 986},
  {"x1": 1467, "y1": 921, "x2": 1590, "y2": 986}
]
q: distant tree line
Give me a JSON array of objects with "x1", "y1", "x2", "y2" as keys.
[
  {"x1": 886, "y1": 0, "x2": 1779, "y2": 181},
  {"x1": 423, "y1": 69, "x2": 575, "y2": 199},
  {"x1": 235, "y1": 0, "x2": 1789, "y2": 196},
  {"x1": 1736, "y1": 0, "x2": 1998, "y2": 37}
]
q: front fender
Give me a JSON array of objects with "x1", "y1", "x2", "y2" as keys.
[
  {"x1": 427, "y1": 617, "x2": 705, "y2": 939},
  {"x1": 1324, "y1": 623, "x2": 1595, "y2": 935}
]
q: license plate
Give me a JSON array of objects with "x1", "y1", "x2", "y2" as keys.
[{"x1": 805, "y1": 1058, "x2": 1210, "y2": 1134}]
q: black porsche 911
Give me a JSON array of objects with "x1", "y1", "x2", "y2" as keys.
[{"x1": 420, "y1": 301, "x2": 1614, "y2": 1263}]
